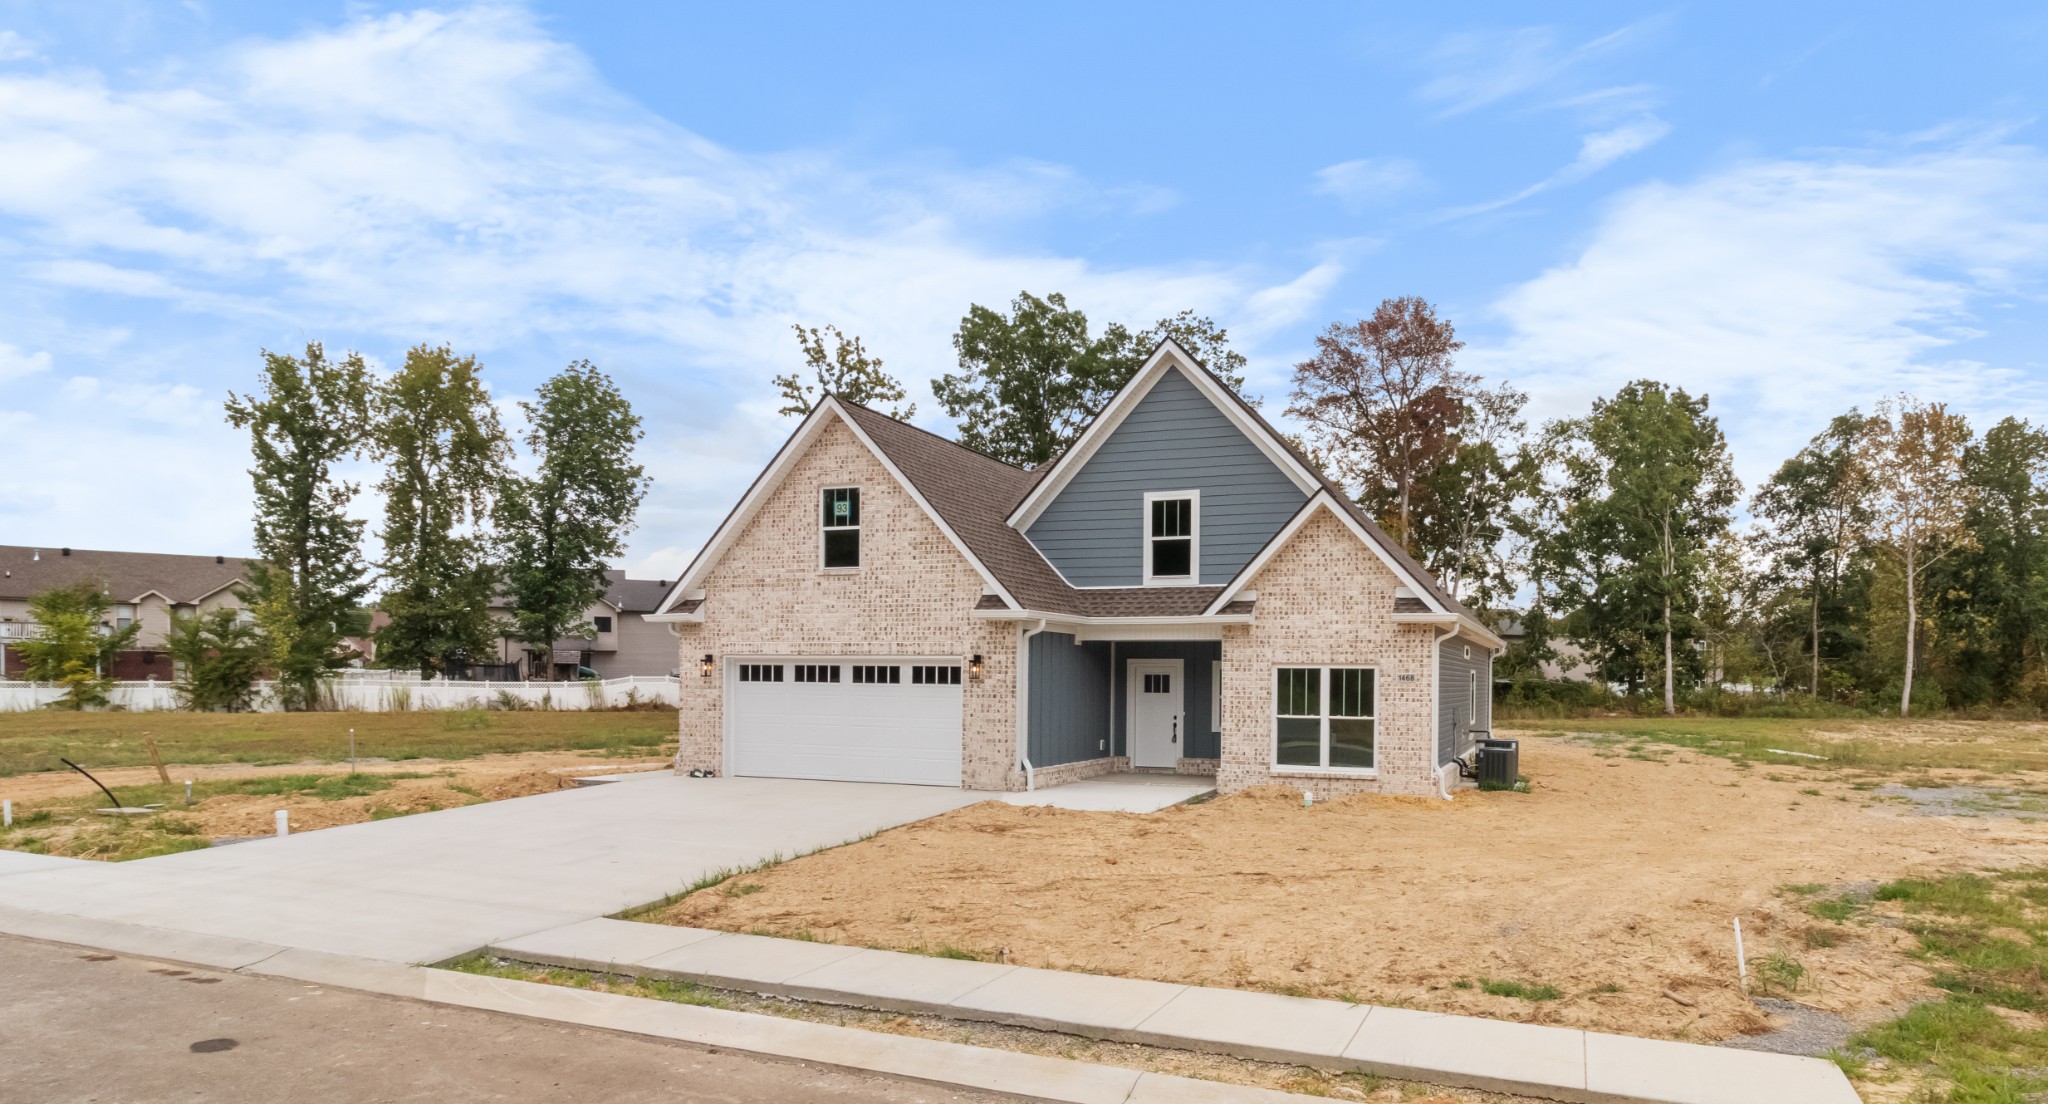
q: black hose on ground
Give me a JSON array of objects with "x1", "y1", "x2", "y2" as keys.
[{"x1": 60, "y1": 758, "x2": 124, "y2": 809}]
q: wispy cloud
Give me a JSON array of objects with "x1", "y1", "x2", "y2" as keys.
[
  {"x1": 1312, "y1": 157, "x2": 1426, "y2": 210},
  {"x1": 0, "y1": 5, "x2": 1334, "y2": 571},
  {"x1": 1441, "y1": 116, "x2": 1672, "y2": 219},
  {"x1": 1465, "y1": 140, "x2": 2048, "y2": 487},
  {"x1": 1417, "y1": 20, "x2": 1664, "y2": 117}
]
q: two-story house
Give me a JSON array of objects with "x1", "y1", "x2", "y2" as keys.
[
  {"x1": 0, "y1": 546, "x2": 250, "y2": 680},
  {"x1": 485, "y1": 570, "x2": 682, "y2": 680},
  {"x1": 651, "y1": 340, "x2": 1499, "y2": 796}
]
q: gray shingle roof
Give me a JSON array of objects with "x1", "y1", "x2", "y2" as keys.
[
  {"x1": 0, "y1": 545, "x2": 249, "y2": 604},
  {"x1": 602, "y1": 570, "x2": 674, "y2": 613}
]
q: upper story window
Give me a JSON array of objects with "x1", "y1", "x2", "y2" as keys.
[
  {"x1": 594, "y1": 616, "x2": 614, "y2": 634},
  {"x1": 822, "y1": 487, "x2": 861, "y2": 569},
  {"x1": 1143, "y1": 490, "x2": 1199, "y2": 585}
]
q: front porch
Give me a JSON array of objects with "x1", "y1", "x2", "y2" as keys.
[{"x1": 1017, "y1": 629, "x2": 1224, "y2": 790}]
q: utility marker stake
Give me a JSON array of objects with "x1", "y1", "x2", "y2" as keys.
[
  {"x1": 274, "y1": 810, "x2": 289, "y2": 838},
  {"x1": 1736, "y1": 917, "x2": 1753, "y2": 995},
  {"x1": 184, "y1": 780, "x2": 193, "y2": 806},
  {"x1": 349, "y1": 727, "x2": 357, "y2": 773},
  {"x1": 3, "y1": 799, "x2": 11, "y2": 828}
]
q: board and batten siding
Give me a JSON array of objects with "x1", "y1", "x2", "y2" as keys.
[
  {"x1": 1437, "y1": 635, "x2": 1493, "y2": 766},
  {"x1": 1027, "y1": 631, "x2": 1112, "y2": 767},
  {"x1": 1024, "y1": 367, "x2": 1309, "y2": 586}
]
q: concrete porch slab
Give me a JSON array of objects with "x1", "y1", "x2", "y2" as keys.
[{"x1": 999, "y1": 773, "x2": 1213, "y2": 813}]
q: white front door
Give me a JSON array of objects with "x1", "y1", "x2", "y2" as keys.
[{"x1": 1128, "y1": 659, "x2": 1184, "y2": 769}]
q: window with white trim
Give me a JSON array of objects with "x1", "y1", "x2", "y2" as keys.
[
  {"x1": 1274, "y1": 666, "x2": 1375, "y2": 770},
  {"x1": 1144, "y1": 491, "x2": 1198, "y2": 584},
  {"x1": 821, "y1": 487, "x2": 860, "y2": 569}
]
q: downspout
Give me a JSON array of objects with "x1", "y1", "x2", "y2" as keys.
[{"x1": 1016, "y1": 619, "x2": 1047, "y2": 791}]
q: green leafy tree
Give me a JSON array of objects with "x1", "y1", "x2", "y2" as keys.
[
  {"x1": 224, "y1": 343, "x2": 376, "y2": 710},
  {"x1": 1542, "y1": 381, "x2": 1739, "y2": 713},
  {"x1": 1287, "y1": 297, "x2": 1474, "y2": 550},
  {"x1": 933, "y1": 293, "x2": 1254, "y2": 466},
  {"x1": 162, "y1": 608, "x2": 267, "y2": 712},
  {"x1": 775, "y1": 324, "x2": 915, "y2": 419},
  {"x1": 1410, "y1": 382, "x2": 1537, "y2": 610},
  {"x1": 496, "y1": 361, "x2": 650, "y2": 680},
  {"x1": 1856, "y1": 396, "x2": 1975, "y2": 717},
  {"x1": 1752, "y1": 413, "x2": 1870, "y2": 696},
  {"x1": 1926, "y1": 417, "x2": 2048, "y2": 707},
  {"x1": 15, "y1": 582, "x2": 140, "y2": 709},
  {"x1": 370, "y1": 344, "x2": 512, "y2": 676}
]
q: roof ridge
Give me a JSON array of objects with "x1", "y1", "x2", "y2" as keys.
[{"x1": 829, "y1": 395, "x2": 1033, "y2": 477}]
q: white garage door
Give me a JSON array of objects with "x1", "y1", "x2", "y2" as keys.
[{"x1": 728, "y1": 659, "x2": 964, "y2": 786}]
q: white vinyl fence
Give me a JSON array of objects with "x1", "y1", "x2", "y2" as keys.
[{"x1": 0, "y1": 675, "x2": 679, "y2": 713}]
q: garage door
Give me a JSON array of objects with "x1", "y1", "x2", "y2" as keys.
[{"x1": 728, "y1": 659, "x2": 964, "y2": 786}]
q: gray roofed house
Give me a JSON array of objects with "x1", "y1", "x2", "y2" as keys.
[
  {"x1": 0, "y1": 545, "x2": 254, "y2": 679},
  {"x1": 651, "y1": 339, "x2": 1501, "y2": 798}
]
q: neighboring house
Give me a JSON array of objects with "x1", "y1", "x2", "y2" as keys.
[
  {"x1": 0, "y1": 545, "x2": 250, "y2": 680},
  {"x1": 1493, "y1": 617, "x2": 1597, "y2": 682},
  {"x1": 484, "y1": 571, "x2": 681, "y2": 680},
  {"x1": 652, "y1": 340, "x2": 1501, "y2": 796}
]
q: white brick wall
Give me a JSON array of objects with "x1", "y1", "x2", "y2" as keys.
[
  {"x1": 1218, "y1": 510, "x2": 1439, "y2": 797},
  {"x1": 673, "y1": 418, "x2": 1018, "y2": 790}
]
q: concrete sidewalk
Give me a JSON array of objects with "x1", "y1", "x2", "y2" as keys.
[
  {"x1": 489, "y1": 918, "x2": 1862, "y2": 1104},
  {"x1": 998, "y1": 773, "x2": 1213, "y2": 813},
  {"x1": 0, "y1": 775, "x2": 981, "y2": 962}
]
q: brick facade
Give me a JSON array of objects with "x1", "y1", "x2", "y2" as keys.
[
  {"x1": 672, "y1": 419, "x2": 1019, "y2": 790},
  {"x1": 1217, "y1": 509, "x2": 1441, "y2": 798}
]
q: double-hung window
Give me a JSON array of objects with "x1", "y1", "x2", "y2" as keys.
[
  {"x1": 1273, "y1": 666, "x2": 1376, "y2": 770},
  {"x1": 1143, "y1": 490, "x2": 1198, "y2": 584},
  {"x1": 822, "y1": 487, "x2": 861, "y2": 569}
]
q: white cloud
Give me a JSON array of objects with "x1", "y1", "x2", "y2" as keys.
[
  {"x1": 1441, "y1": 115, "x2": 1672, "y2": 219},
  {"x1": 1312, "y1": 157, "x2": 1425, "y2": 210},
  {"x1": 0, "y1": 31, "x2": 38, "y2": 62},
  {"x1": 0, "y1": 343, "x2": 52, "y2": 381},
  {"x1": 0, "y1": 4, "x2": 1333, "y2": 562},
  {"x1": 1417, "y1": 20, "x2": 1662, "y2": 117},
  {"x1": 1466, "y1": 142, "x2": 2048, "y2": 487}
]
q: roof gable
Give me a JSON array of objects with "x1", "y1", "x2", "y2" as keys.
[{"x1": 1006, "y1": 341, "x2": 1319, "y2": 531}]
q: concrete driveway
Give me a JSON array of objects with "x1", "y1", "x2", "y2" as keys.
[{"x1": 0, "y1": 776, "x2": 981, "y2": 963}]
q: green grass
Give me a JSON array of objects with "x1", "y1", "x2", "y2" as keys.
[
  {"x1": 1842, "y1": 868, "x2": 2048, "y2": 1100},
  {"x1": 442, "y1": 955, "x2": 730, "y2": 1008},
  {"x1": 1478, "y1": 978, "x2": 1562, "y2": 1001},
  {"x1": 1500, "y1": 716, "x2": 2048, "y2": 776},
  {"x1": 0, "y1": 711, "x2": 676, "y2": 776}
]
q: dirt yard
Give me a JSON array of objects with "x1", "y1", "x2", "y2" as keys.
[
  {"x1": 0, "y1": 751, "x2": 669, "y2": 860},
  {"x1": 649, "y1": 734, "x2": 2048, "y2": 1049}
]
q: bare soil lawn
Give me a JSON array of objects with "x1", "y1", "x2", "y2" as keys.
[
  {"x1": 647, "y1": 731, "x2": 2048, "y2": 1053},
  {"x1": 0, "y1": 750, "x2": 669, "y2": 861}
]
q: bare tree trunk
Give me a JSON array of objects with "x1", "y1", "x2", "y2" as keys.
[
  {"x1": 1663, "y1": 591, "x2": 1676, "y2": 716},
  {"x1": 1810, "y1": 577, "x2": 1821, "y2": 697},
  {"x1": 1900, "y1": 546, "x2": 1917, "y2": 718}
]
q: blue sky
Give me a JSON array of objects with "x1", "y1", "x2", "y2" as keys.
[{"x1": 2, "y1": 2, "x2": 2045, "y2": 577}]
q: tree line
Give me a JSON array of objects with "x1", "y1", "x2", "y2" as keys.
[
  {"x1": 16, "y1": 345, "x2": 650, "y2": 711},
  {"x1": 794, "y1": 291, "x2": 2046, "y2": 718}
]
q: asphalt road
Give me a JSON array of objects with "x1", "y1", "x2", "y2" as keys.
[{"x1": 0, "y1": 934, "x2": 1005, "y2": 1104}]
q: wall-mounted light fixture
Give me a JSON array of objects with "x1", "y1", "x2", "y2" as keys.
[
  {"x1": 969, "y1": 654, "x2": 984, "y2": 680},
  {"x1": 700, "y1": 654, "x2": 714, "y2": 677}
]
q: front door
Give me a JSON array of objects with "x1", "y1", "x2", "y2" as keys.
[{"x1": 1128, "y1": 659, "x2": 1184, "y2": 769}]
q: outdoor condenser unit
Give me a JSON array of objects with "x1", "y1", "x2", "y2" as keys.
[{"x1": 1475, "y1": 738, "x2": 1519, "y2": 787}]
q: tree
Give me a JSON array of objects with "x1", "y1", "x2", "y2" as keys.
[
  {"x1": 162, "y1": 608, "x2": 267, "y2": 712},
  {"x1": 1856, "y1": 396, "x2": 1974, "y2": 717},
  {"x1": 932, "y1": 293, "x2": 1255, "y2": 466},
  {"x1": 1929, "y1": 418, "x2": 2048, "y2": 707},
  {"x1": 224, "y1": 343, "x2": 376, "y2": 710},
  {"x1": 1753, "y1": 413, "x2": 1870, "y2": 696},
  {"x1": 1542, "y1": 381, "x2": 1739, "y2": 713},
  {"x1": 497, "y1": 361, "x2": 650, "y2": 680},
  {"x1": 1410, "y1": 382, "x2": 1537, "y2": 610},
  {"x1": 775, "y1": 324, "x2": 915, "y2": 419},
  {"x1": 369, "y1": 345, "x2": 511, "y2": 676},
  {"x1": 1287, "y1": 297, "x2": 1474, "y2": 550},
  {"x1": 14, "y1": 582, "x2": 140, "y2": 709}
]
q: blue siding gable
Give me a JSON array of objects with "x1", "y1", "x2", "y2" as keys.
[{"x1": 1024, "y1": 367, "x2": 1308, "y2": 586}]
